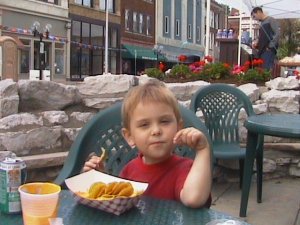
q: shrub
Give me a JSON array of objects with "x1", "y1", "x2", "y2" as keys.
[
  {"x1": 232, "y1": 59, "x2": 271, "y2": 83},
  {"x1": 241, "y1": 68, "x2": 271, "y2": 82},
  {"x1": 200, "y1": 62, "x2": 231, "y2": 80},
  {"x1": 144, "y1": 68, "x2": 165, "y2": 80},
  {"x1": 169, "y1": 64, "x2": 192, "y2": 79}
]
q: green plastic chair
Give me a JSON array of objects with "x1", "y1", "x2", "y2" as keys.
[
  {"x1": 190, "y1": 83, "x2": 263, "y2": 208},
  {"x1": 54, "y1": 102, "x2": 212, "y2": 188}
]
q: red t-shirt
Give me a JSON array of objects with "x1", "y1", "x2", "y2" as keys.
[{"x1": 120, "y1": 154, "x2": 211, "y2": 208}]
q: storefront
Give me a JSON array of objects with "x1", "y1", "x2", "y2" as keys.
[
  {"x1": 122, "y1": 44, "x2": 166, "y2": 75},
  {"x1": 69, "y1": 18, "x2": 121, "y2": 80},
  {"x1": 0, "y1": 9, "x2": 70, "y2": 81}
]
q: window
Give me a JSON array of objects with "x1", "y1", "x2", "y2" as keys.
[
  {"x1": 197, "y1": 26, "x2": 200, "y2": 42},
  {"x1": 91, "y1": 24, "x2": 103, "y2": 75},
  {"x1": 83, "y1": 0, "x2": 91, "y2": 7},
  {"x1": 215, "y1": 14, "x2": 219, "y2": 29},
  {"x1": 188, "y1": 24, "x2": 192, "y2": 39},
  {"x1": 111, "y1": 28, "x2": 118, "y2": 48},
  {"x1": 81, "y1": 23, "x2": 90, "y2": 75},
  {"x1": 209, "y1": 32, "x2": 213, "y2": 49},
  {"x1": 70, "y1": 21, "x2": 81, "y2": 77},
  {"x1": 125, "y1": 9, "x2": 130, "y2": 31},
  {"x1": 99, "y1": 0, "x2": 114, "y2": 12},
  {"x1": 110, "y1": 51, "x2": 117, "y2": 74},
  {"x1": 133, "y1": 12, "x2": 138, "y2": 33},
  {"x1": 19, "y1": 39, "x2": 30, "y2": 74},
  {"x1": 38, "y1": 0, "x2": 59, "y2": 5},
  {"x1": 55, "y1": 43, "x2": 64, "y2": 75},
  {"x1": 210, "y1": 11, "x2": 214, "y2": 28},
  {"x1": 91, "y1": 24, "x2": 103, "y2": 46},
  {"x1": 70, "y1": 20, "x2": 119, "y2": 79},
  {"x1": 82, "y1": 22, "x2": 90, "y2": 45},
  {"x1": 146, "y1": 15, "x2": 151, "y2": 36},
  {"x1": 176, "y1": 19, "x2": 180, "y2": 36},
  {"x1": 164, "y1": 16, "x2": 169, "y2": 34},
  {"x1": 139, "y1": 14, "x2": 143, "y2": 34},
  {"x1": 74, "y1": 0, "x2": 93, "y2": 7}
]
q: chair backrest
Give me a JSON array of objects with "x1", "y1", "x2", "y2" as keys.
[
  {"x1": 190, "y1": 83, "x2": 255, "y2": 145},
  {"x1": 54, "y1": 102, "x2": 212, "y2": 187}
]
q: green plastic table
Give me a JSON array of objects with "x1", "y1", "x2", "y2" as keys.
[
  {"x1": 2, "y1": 190, "x2": 249, "y2": 225},
  {"x1": 240, "y1": 114, "x2": 300, "y2": 217}
]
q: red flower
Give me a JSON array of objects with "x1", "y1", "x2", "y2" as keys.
[
  {"x1": 193, "y1": 61, "x2": 201, "y2": 67},
  {"x1": 189, "y1": 60, "x2": 206, "y2": 74},
  {"x1": 178, "y1": 54, "x2": 187, "y2": 62},
  {"x1": 223, "y1": 63, "x2": 231, "y2": 69},
  {"x1": 244, "y1": 61, "x2": 251, "y2": 67},
  {"x1": 256, "y1": 59, "x2": 264, "y2": 65},
  {"x1": 231, "y1": 65, "x2": 244, "y2": 75},
  {"x1": 204, "y1": 55, "x2": 213, "y2": 63},
  {"x1": 199, "y1": 60, "x2": 206, "y2": 66},
  {"x1": 250, "y1": 58, "x2": 264, "y2": 67}
]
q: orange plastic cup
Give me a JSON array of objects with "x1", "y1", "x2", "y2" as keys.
[{"x1": 18, "y1": 182, "x2": 61, "y2": 225}]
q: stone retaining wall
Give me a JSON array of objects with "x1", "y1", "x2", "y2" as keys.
[{"x1": 0, "y1": 75, "x2": 299, "y2": 182}]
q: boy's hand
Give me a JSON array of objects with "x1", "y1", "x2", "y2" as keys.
[
  {"x1": 173, "y1": 127, "x2": 208, "y2": 152},
  {"x1": 82, "y1": 154, "x2": 105, "y2": 173}
]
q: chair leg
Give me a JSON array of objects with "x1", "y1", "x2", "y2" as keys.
[
  {"x1": 256, "y1": 135, "x2": 264, "y2": 203},
  {"x1": 240, "y1": 131, "x2": 258, "y2": 217},
  {"x1": 239, "y1": 159, "x2": 244, "y2": 189}
]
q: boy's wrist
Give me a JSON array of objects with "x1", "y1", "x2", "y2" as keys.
[{"x1": 195, "y1": 142, "x2": 209, "y2": 152}]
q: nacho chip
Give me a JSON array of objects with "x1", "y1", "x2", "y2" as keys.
[
  {"x1": 97, "y1": 194, "x2": 118, "y2": 200},
  {"x1": 118, "y1": 185, "x2": 134, "y2": 197},
  {"x1": 78, "y1": 180, "x2": 137, "y2": 200},
  {"x1": 105, "y1": 182, "x2": 118, "y2": 195},
  {"x1": 88, "y1": 182, "x2": 106, "y2": 198},
  {"x1": 111, "y1": 182, "x2": 130, "y2": 195},
  {"x1": 77, "y1": 191, "x2": 89, "y2": 198}
]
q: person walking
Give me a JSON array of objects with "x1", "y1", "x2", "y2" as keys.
[{"x1": 251, "y1": 7, "x2": 280, "y2": 71}]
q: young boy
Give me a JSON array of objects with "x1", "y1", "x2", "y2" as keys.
[{"x1": 82, "y1": 80, "x2": 212, "y2": 208}]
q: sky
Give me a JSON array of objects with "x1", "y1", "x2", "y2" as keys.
[{"x1": 215, "y1": 0, "x2": 251, "y2": 14}]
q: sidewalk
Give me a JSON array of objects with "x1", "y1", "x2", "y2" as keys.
[{"x1": 211, "y1": 177, "x2": 300, "y2": 225}]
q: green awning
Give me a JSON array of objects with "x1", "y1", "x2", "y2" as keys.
[{"x1": 122, "y1": 44, "x2": 165, "y2": 61}]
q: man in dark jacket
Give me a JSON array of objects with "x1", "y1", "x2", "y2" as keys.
[{"x1": 251, "y1": 7, "x2": 280, "y2": 70}]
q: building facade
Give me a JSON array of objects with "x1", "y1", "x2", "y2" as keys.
[
  {"x1": 120, "y1": 0, "x2": 156, "y2": 75},
  {"x1": 0, "y1": 0, "x2": 229, "y2": 81},
  {"x1": 0, "y1": 0, "x2": 70, "y2": 81},
  {"x1": 121, "y1": 0, "x2": 158, "y2": 75},
  {"x1": 68, "y1": 0, "x2": 121, "y2": 80},
  {"x1": 155, "y1": 0, "x2": 205, "y2": 68},
  {"x1": 207, "y1": 0, "x2": 227, "y2": 61}
]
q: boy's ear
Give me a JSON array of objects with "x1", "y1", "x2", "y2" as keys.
[{"x1": 122, "y1": 128, "x2": 135, "y2": 147}]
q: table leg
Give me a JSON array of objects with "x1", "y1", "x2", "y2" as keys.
[{"x1": 239, "y1": 131, "x2": 258, "y2": 217}]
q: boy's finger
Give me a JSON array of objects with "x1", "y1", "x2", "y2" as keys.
[{"x1": 174, "y1": 128, "x2": 191, "y2": 143}]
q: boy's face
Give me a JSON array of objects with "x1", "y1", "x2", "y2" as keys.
[{"x1": 122, "y1": 101, "x2": 182, "y2": 165}]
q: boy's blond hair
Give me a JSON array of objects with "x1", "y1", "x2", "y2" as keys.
[{"x1": 122, "y1": 79, "x2": 182, "y2": 129}]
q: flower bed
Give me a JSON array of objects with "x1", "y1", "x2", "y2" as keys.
[{"x1": 145, "y1": 55, "x2": 275, "y2": 85}]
